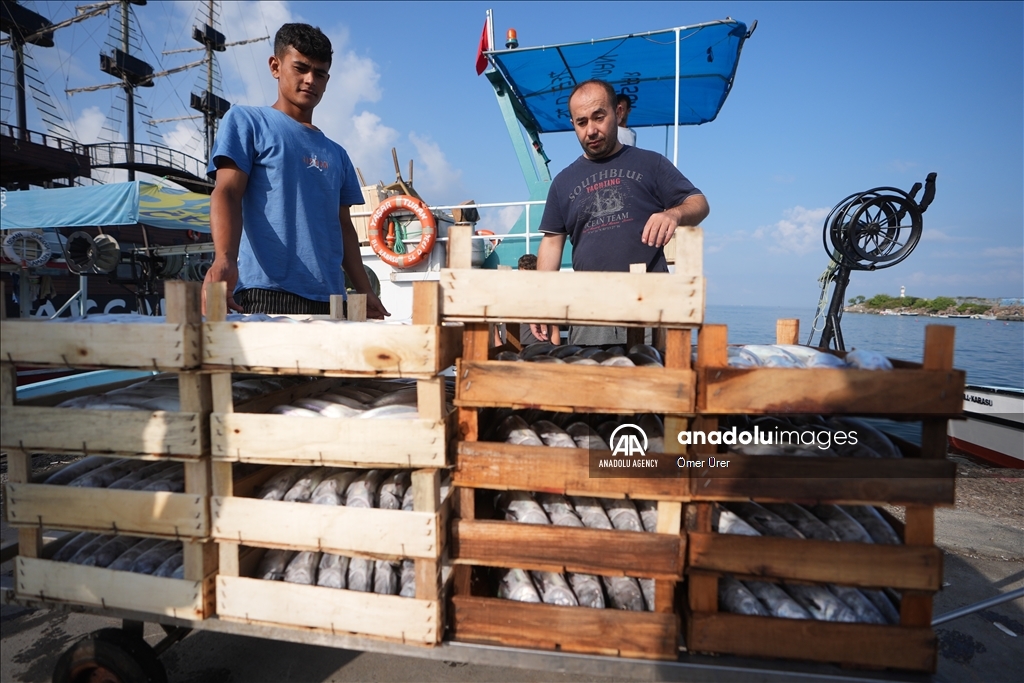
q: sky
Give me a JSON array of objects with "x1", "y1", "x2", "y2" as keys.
[{"x1": 4, "y1": 1, "x2": 1022, "y2": 308}]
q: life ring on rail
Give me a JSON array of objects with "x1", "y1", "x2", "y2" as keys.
[
  {"x1": 368, "y1": 195, "x2": 436, "y2": 268},
  {"x1": 475, "y1": 229, "x2": 500, "y2": 249},
  {"x1": 2, "y1": 230, "x2": 51, "y2": 268}
]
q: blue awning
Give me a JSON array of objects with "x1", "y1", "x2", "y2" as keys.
[
  {"x1": 487, "y1": 20, "x2": 749, "y2": 133},
  {"x1": 0, "y1": 181, "x2": 210, "y2": 232}
]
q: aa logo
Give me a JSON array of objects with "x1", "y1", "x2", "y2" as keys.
[{"x1": 609, "y1": 424, "x2": 648, "y2": 457}]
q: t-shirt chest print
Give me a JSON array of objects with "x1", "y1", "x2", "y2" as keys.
[{"x1": 569, "y1": 169, "x2": 644, "y2": 236}]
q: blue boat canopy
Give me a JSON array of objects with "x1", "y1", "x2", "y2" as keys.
[
  {"x1": 0, "y1": 181, "x2": 210, "y2": 233},
  {"x1": 487, "y1": 19, "x2": 750, "y2": 134}
]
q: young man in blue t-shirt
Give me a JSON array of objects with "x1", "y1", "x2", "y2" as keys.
[
  {"x1": 202, "y1": 23, "x2": 388, "y2": 317},
  {"x1": 531, "y1": 79, "x2": 709, "y2": 345}
]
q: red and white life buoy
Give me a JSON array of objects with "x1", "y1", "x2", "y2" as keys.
[{"x1": 368, "y1": 195, "x2": 437, "y2": 269}]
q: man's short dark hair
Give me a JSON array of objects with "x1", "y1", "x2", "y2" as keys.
[
  {"x1": 275, "y1": 23, "x2": 333, "y2": 65},
  {"x1": 518, "y1": 254, "x2": 538, "y2": 270},
  {"x1": 569, "y1": 79, "x2": 616, "y2": 113},
  {"x1": 616, "y1": 94, "x2": 632, "y2": 111}
]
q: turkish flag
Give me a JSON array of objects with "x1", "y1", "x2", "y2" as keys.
[{"x1": 475, "y1": 20, "x2": 489, "y2": 75}]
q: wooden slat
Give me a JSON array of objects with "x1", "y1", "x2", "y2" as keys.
[
  {"x1": 6, "y1": 483, "x2": 207, "y2": 538},
  {"x1": 1, "y1": 405, "x2": 203, "y2": 457},
  {"x1": 210, "y1": 496, "x2": 440, "y2": 559},
  {"x1": 455, "y1": 441, "x2": 690, "y2": 501},
  {"x1": 688, "y1": 572, "x2": 718, "y2": 612},
  {"x1": 210, "y1": 412, "x2": 446, "y2": 467},
  {"x1": 700, "y1": 367, "x2": 965, "y2": 415},
  {"x1": 451, "y1": 595, "x2": 678, "y2": 660},
  {"x1": 775, "y1": 319, "x2": 799, "y2": 345},
  {"x1": 17, "y1": 557, "x2": 204, "y2": 620},
  {"x1": 447, "y1": 224, "x2": 473, "y2": 269},
  {"x1": 346, "y1": 294, "x2": 367, "y2": 322},
  {"x1": 663, "y1": 328, "x2": 690, "y2": 370},
  {"x1": 217, "y1": 576, "x2": 439, "y2": 643},
  {"x1": 1, "y1": 321, "x2": 201, "y2": 369},
  {"x1": 688, "y1": 533, "x2": 941, "y2": 590},
  {"x1": 439, "y1": 269, "x2": 703, "y2": 326},
  {"x1": 687, "y1": 611, "x2": 935, "y2": 672},
  {"x1": 697, "y1": 324, "x2": 728, "y2": 370},
  {"x1": 203, "y1": 322, "x2": 443, "y2": 376},
  {"x1": 456, "y1": 361, "x2": 694, "y2": 414},
  {"x1": 452, "y1": 519, "x2": 683, "y2": 578},
  {"x1": 688, "y1": 454, "x2": 956, "y2": 505}
]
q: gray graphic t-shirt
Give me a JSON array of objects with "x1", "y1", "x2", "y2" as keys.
[{"x1": 539, "y1": 145, "x2": 701, "y2": 272}]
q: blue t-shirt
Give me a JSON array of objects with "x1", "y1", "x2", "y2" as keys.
[
  {"x1": 539, "y1": 145, "x2": 701, "y2": 272},
  {"x1": 208, "y1": 105, "x2": 363, "y2": 301}
]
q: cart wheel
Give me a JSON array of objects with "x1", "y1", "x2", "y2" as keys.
[{"x1": 52, "y1": 628, "x2": 167, "y2": 683}]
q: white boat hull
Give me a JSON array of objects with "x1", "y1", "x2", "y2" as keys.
[{"x1": 947, "y1": 386, "x2": 1024, "y2": 468}]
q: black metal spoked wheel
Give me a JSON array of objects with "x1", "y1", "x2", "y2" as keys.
[
  {"x1": 826, "y1": 189, "x2": 922, "y2": 269},
  {"x1": 52, "y1": 628, "x2": 167, "y2": 683}
]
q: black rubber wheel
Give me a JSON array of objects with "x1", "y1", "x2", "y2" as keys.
[{"x1": 52, "y1": 628, "x2": 167, "y2": 683}]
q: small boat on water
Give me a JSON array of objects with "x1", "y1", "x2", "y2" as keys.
[
  {"x1": 947, "y1": 385, "x2": 1024, "y2": 468},
  {"x1": 899, "y1": 311, "x2": 919, "y2": 316}
]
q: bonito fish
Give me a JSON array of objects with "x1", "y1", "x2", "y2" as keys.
[
  {"x1": 108, "y1": 461, "x2": 176, "y2": 489},
  {"x1": 284, "y1": 551, "x2": 320, "y2": 585},
  {"x1": 310, "y1": 470, "x2": 358, "y2": 506},
  {"x1": 400, "y1": 559, "x2": 416, "y2": 598},
  {"x1": 358, "y1": 405, "x2": 419, "y2": 420},
  {"x1": 51, "y1": 533, "x2": 98, "y2": 562},
  {"x1": 108, "y1": 538, "x2": 163, "y2": 571},
  {"x1": 131, "y1": 541, "x2": 182, "y2": 575},
  {"x1": 762, "y1": 504, "x2": 839, "y2": 541},
  {"x1": 564, "y1": 422, "x2": 608, "y2": 450},
  {"x1": 810, "y1": 505, "x2": 874, "y2": 544},
  {"x1": 638, "y1": 414, "x2": 665, "y2": 453},
  {"x1": 720, "y1": 577, "x2": 769, "y2": 616},
  {"x1": 640, "y1": 578, "x2": 655, "y2": 611},
  {"x1": 256, "y1": 549, "x2": 296, "y2": 581},
  {"x1": 844, "y1": 348, "x2": 893, "y2": 370},
  {"x1": 568, "y1": 573, "x2": 605, "y2": 609},
  {"x1": 530, "y1": 571, "x2": 578, "y2": 606},
  {"x1": 828, "y1": 584, "x2": 886, "y2": 624},
  {"x1": 375, "y1": 560, "x2": 400, "y2": 595},
  {"x1": 713, "y1": 506, "x2": 761, "y2": 536},
  {"x1": 283, "y1": 468, "x2": 329, "y2": 502},
  {"x1": 153, "y1": 552, "x2": 184, "y2": 578},
  {"x1": 532, "y1": 420, "x2": 577, "y2": 448},
  {"x1": 499, "y1": 568, "x2": 541, "y2": 603},
  {"x1": 378, "y1": 471, "x2": 412, "y2": 510},
  {"x1": 347, "y1": 558, "x2": 374, "y2": 592},
  {"x1": 82, "y1": 536, "x2": 143, "y2": 568},
  {"x1": 317, "y1": 554, "x2": 349, "y2": 589},
  {"x1": 601, "y1": 498, "x2": 645, "y2": 533},
  {"x1": 68, "y1": 459, "x2": 148, "y2": 488},
  {"x1": 744, "y1": 581, "x2": 810, "y2": 619},
  {"x1": 497, "y1": 415, "x2": 544, "y2": 446},
  {"x1": 602, "y1": 576, "x2": 645, "y2": 611},
  {"x1": 827, "y1": 417, "x2": 901, "y2": 459},
  {"x1": 784, "y1": 584, "x2": 858, "y2": 622},
  {"x1": 44, "y1": 457, "x2": 113, "y2": 486},
  {"x1": 497, "y1": 491, "x2": 549, "y2": 525},
  {"x1": 535, "y1": 493, "x2": 583, "y2": 527},
  {"x1": 775, "y1": 345, "x2": 848, "y2": 368},
  {"x1": 258, "y1": 467, "x2": 314, "y2": 501},
  {"x1": 726, "y1": 502, "x2": 805, "y2": 539},
  {"x1": 635, "y1": 500, "x2": 659, "y2": 533},
  {"x1": 345, "y1": 470, "x2": 385, "y2": 508},
  {"x1": 841, "y1": 506, "x2": 901, "y2": 544},
  {"x1": 570, "y1": 496, "x2": 613, "y2": 530},
  {"x1": 67, "y1": 535, "x2": 115, "y2": 564},
  {"x1": 862, "y1": 589, "x2": 901, "y2": 624}
]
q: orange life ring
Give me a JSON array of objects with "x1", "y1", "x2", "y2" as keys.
[
  {"x1": 475, "y1": 229, "x2": 500, "y2": 248},
  {"x1": 368, "y1": 195, "x2": 437, "y2": 268}
]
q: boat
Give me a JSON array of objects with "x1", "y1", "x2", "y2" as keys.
[
  {"x1": 899, "y1": 311, "x2": 919, "y2": 316},
  {"x1": 948, "y1": 385, "x2": 1024, "y2": 468}
]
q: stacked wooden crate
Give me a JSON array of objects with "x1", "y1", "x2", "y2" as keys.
[
  {"x1": 203, "y1": 281, "x2": 460, "y2": 644},
  {"x1": 439, "y1": 225, "x2": 703, "y2": 660},
  {"x1": 1, "y1": 281, "x2": 215, "y2": 619},
  {"x1": 685, "y1": 320, "x2": 963, "y2": 672}
]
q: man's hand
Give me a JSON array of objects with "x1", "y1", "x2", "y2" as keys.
[
  {"x1": 529, "y1": 323, "x2": 550, "y2": 342},
  {"x1": 201, "y1": 258, "x2": 243, "y2": 315},
  {"x1": 363, "y1": 290, "x2": 390, "y2": 320},
  {"x1": 641, "y1": 211, "x2": 679, "y2": 248}
]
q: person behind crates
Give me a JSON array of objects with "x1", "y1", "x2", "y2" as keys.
[
  {"x1": 616, "y1": 93, "x2": 637, "y2": 147},
  {"x1": 202, "y1": 23, "x2": 388, "y2": 317},
  {"x1": 517, "y1": 253, "x2": 559, "y2": 346},
  {"x1": 530, "y1": 79, "x2": 709, "y2": 345}
]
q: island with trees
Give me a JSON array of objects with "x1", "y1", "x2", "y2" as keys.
[{"x1": 845, "y1": 294, "x2": 1023, "y2": 321}]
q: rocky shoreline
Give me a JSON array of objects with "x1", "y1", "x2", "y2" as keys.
[{"x1": 845, "y1": 304, "x2": 1024, "y2": 321}]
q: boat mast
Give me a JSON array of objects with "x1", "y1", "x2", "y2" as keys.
[{"x1": 120, "y1": 1, "x2": 134, "y2": 181}]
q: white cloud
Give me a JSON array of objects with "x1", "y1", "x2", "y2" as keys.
[
  {"x1": 164, "y1": 122, "x2": 205, "y2": 159},
  {"x1": 72, "y1": 107, "x2": 109, "y2": 144},
  {"x1": 476, "y1": 205, "x2": 524, "y2": 235},
  {"x1": 408, "y1": 132, "x2": 463, "y2": 200},
  {"x1": 888, "y1": 160, "x2": 918, "y2": 173},
  {"x1": 982, "y1": 245, "x2": 1024, "y2": 260},
  {"x1": 755, "y1": 206, "x2": 830, "y2": 255}
]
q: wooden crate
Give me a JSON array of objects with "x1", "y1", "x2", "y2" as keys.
[
  {"x1": 696, "y1": 321, "x2": 965, "y2": 416},
  {"x1": 212, "y1": 465, "x2": 449, "y2": 645},
  {"x1": 0, "y1": 281, "x2": 202, "y2": 370}
]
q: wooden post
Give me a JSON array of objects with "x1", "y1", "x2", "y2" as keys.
[
  {"x1": 346, "y1": 294, "x2": 367, "y2": 322},
  {"x1": 165, "y1": 281, "x2": 202, "y2": 368},
  {"x1": 3, "y1": 360, "x2": 41, "y2": 558},
  {"x1": 776, "y1": 318, "x2": 799, "y2": 345},
  {"x1": 329, "y1": 294, "x2": 345, "y2": 320},
  {"x1": 696, "y1": 325, "x2": 728, "y2": 369},
  {"x1": 664, "y1": 329, "x2": 691, "y2": 370},
  {"x1": 448, "y1": 224, "x2": 473, "y2": 269},
  {"x1": 412, "y1": 469, "x2": 442, "y2": 603},
  {"x1": 900, "y1": 504, "x2": 936, "y2": 626},
  {"x1": 921, "y1": 325, "x2": 955, "y2": 460},
  {"x1": 673, "y1": 226, "x2": 703, "y2": 281},
  {"x1": 412, "y1": 281, "x2": 441, "y2": 326}
]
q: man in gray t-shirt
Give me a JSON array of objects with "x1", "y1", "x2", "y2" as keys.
[{"x1": 531, "y1": 79, "x2": 709, "y2": 344}]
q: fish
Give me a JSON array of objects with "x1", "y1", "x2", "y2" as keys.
[
  {"x1": 318, "y1": 393, "x2": 369, "y2": 411},
  {"x1": 401, "y1": 486, "x2": 415, "y2": 512},
  {"x1": 601, "y1": 498, "x2": 645, "y2": 533},
  {"x1": 587, "y1": 351, "x2": 613, "y2": 363},
  {"x1": 640, "y1": 578, "x2": 655, "y2": 611},
  {"x1": 730, "y1": 443, "x2": 833, "y2": 458},
  {"x1": 316, "y1": 553, "x2": 349, "y2": 589},
  {"x1": 762, "y1": 504, "x2": 839, "y2": 541},
  {"x1": 309, "y1": 470, "x2": 358, "y2": 506},
  {"x1": 345, "y1": 470, "x2": 385, "y2": 508},
  {"x1": 107, "y1": 461, "x2": 177, "y2": 489},
  {"x1": 532, "y1": 420, "x2": 577, "y2": 448},
  {"x1": 371, "y1": 387, "x2": 420, "y2": 408},
  {"x1": 374, "y1": 560, "x2": 400, "y2": 595},
  {"x1": 827, "y1": 417, "x2": 902, "y2": 459},
  {"x1": 108, "y1": 538, "x2": 164, "y2": 571},
  {"x1": 568, "y1": 573, "x2": 605, "y2": 609},
  {"x1": 256, "y1": 548, "x2": 296, "y2": 581},
  {"x1": 51, "y1": 533, "x2": 99, "y2": 562},
  {"x1": 638, "y1": 414, "x2": 665, "y2": 453},
  {"x1": 497, "y1": 491, "x2": 550, "y2": 525},
  {"x1": 564, "y1": 422, "x2": 608, "y2": 450},
  {"x1": 862, "y1": 588, "x2": 901, "y2": 624},
  {"x1": 744, "y1": 581, "x2": 810, "y2": 619},
  {"x1": 378, "y1": 471, "x2": 412, "y2": 510},
  {"x1": 528, "y1": 355, "x2": 565, "y2": 364},
  {"x1": 600, "y1": 356, "x2": 635, "y2": 367},
  {"x1": 535, "y1": 493, "x2": 583, "y2": 527},
  {"x1": 784, "y1": 584, "x2": 859, "y2": 622},
  {"x1": 153, "y1": 552, "x2": 184, "y2": 578},
  {"x1": 330, "y1": 387, "x2": 377, "y2": 403},
  {"x1": 68, "y1": 459, "x2": 149, "y2": 488},
  {"x1": 495, "y1": 350, "x2": 522, "y2": 361},
  {"x1": 141, "y1": 468, "x2": 185, "y2": 492},
  {"x1": 570, "y1": 496, "x2": 613, "y2": 529},
  {"x1": 629, "y1": 344, "x2": 663, "y2": 364},
  {"x1": 574, "y1": 346, "x2": 607, "y2": 359},
  {"x1": 809, "y1": 505, "x2": 874, "y2": 544},
  {"x1": 627, "y1": 352, "x2": 662, "y2": 367},
  {"x1": 844, "y1": 349, "x2": 893, "y2": 370},
  {"x1": 738, "y1": 345, "x2": 800, "y2": 368},
  {"x1": 67, "y1": 535, "x2": 116, "y2": 564},
  {"x1": 358, "y1": 405, "x2": 419, "y2": 419},
  {"x1": 602, "y1": 576, "x2": 645, "y2": 611},
  {"x1": 498, "y1": 569, "x2": 541, "y2": 603},
  {"x1": 551, "y1": 345, "x2": 583, "y2": 359},
  {"x1": 284, "y1": 551, "x2": 321, "y2": 585},
  {"x1": 727, "y1": 346, "x2": 761, "y2": 368},
  {"x1": 283, "y1": 468, "x2": 329, "y2": 503},
  {"x1": 605, "y1": 346, "x2": 626, "y2": 357},
  {"x1": 520, "y1": 342, "x2": 557, "y2": 360},
  {"x1": 291, "y1": 398, "x2": 357, "y2": 418},
  {"x1": 530, "y1": 571, "x2": 578, "y2": 606},
  {"x1": 82, "y1": 536, "x2": 143, "y2": 568},
  {"x1": 713, "y1": 505, "x2": 761, "y2": 536},
  {"x1": 828, "y1": 584, "x2": 887, "y2": 624},
  {"x1": 347, "y1": 558, "x2": 374, "y2": 592},
  {"x1": 258, "y1": 467, "x2": 314, "y2": 501},
  {"x1": 131, "y1": 541, "x2": 182, "y2": 575},
  {"x1": 725, "y1": 502, "x2": 805, "y2": 539},
  {"x1": 775, "y1": 345, "x2": 848, "y2": 368},
  {"x1": 270, "y1": 405, "x2": 321, "y2": 418},
  {"x1": 43, "y1": 457, "x2": 114, "y2": 486},
  {"x1": 497, "y1": 415, "x2": 544, "y2": 447},
  {"x1": 840, "y1": 506, "x2": 902, "y2": 544},
  {"x1": 635, "y1": 500, "x2": 659, "y2": 533},
  {"x1": 564, "y1": 357, "x2": 599, "y2": 365},
  {"x1": 400, "y1": 559, "x2": 416, "y2": 598}
]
